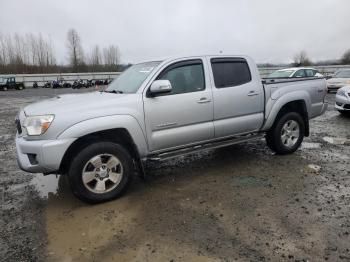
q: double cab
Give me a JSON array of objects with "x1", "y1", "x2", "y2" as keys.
[{"x1": 15, "y1": 55, "x2": 328, "y2": 203}]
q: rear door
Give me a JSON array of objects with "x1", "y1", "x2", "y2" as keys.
[
  {"x1": 209, "y1": 57, "x2": 264, "y2": 138},
  {"x1": 143, "y1": 58, "x2": 214, "y2": 152}
]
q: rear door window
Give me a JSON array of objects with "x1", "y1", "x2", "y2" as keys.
[
  {"x1": 305, "y1": 69, "x2": 315, "y2": 77},
  {"x1": 293, "y1": 69, "x2": 306, "y2": 78},
  {"x1": 210, "y1": 58, "x2": 251, "y2": 88}
]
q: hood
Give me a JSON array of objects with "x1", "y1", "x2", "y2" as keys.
[
  {"x1": 21, "y1": 91, "x2": 144, "y2": 140},
  {"x1": 338, "y1": 85, "x2": 350, "y2": 93},
  {"x1": 327, "y1": 78, "x2": 350, "y2": 85},
  {"x1": 24, "y1": 91, "x2": 128, "y2": 116}
]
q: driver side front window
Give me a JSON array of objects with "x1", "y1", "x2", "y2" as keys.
[{"x1": 157, "y1": 60, "x2": 205, "y2": 95}]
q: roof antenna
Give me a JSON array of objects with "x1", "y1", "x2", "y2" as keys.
[{"x1": 219, "y1": 50, "x2": 223, "y2": 54}]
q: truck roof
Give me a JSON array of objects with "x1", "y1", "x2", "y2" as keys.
[{"x1": 140, "y1": 54, "x2": 252, "y2": 64}]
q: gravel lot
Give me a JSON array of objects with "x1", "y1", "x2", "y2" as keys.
[{"x1": 1, "y1": 88, "x2": 349, "y2": 261}]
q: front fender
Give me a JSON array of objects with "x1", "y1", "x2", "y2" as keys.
[
  {"x1": 262, "y1": 90, "x2": 311, "y2": 131},
  {"x1": 57, "y1": 115, "x2": 148, "y2": 157}
]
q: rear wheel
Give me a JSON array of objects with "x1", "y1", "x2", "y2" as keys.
[
  {"x1": 68, "y1": 142, "x2": 133, "y2": 203},
  {"x1": 266, "y1": 112, "x2": 305, "y2": 155}
]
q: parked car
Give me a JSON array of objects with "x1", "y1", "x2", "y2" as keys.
[
  {"x1": 62, "y1": 82, "x2": 72, "y2": 88},
  {"x1": 267, "y1": 68, "x2": 323, "y2": 79},
  {"x1": 0, "y1": 77, "x2": 25, "y2": 91},
  {"x1": 326, "y1": 69, "x2": 350, "y2": 92},
  {"x1": 335, "y1": 85, "x2": 350, "y2": 115},
  {"x1": 52, "y1": 80, "x2": 63, "y2": 89},
  {"x1": 15, "y1": 54, "x2": 327, "y2": 203},
  {"x1": 94, "y1": 79, "x2": 104, "y2": 85},
  {"x1": 72, "y1": 79, "x2": 86, "y2": 89},
  {"x1": 43, "y1": 81, "x2": 51, "y2": 88},
  {"x1": 86, "y1": 79, "x2": 94, "y2": 87}
]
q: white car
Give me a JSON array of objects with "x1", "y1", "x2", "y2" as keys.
[
  {"x1": 327, "y1": 69, "x2": 350, "y2": 92},
  {"x1": 335, "y1": 85, "x2": 350, "y2": 115},
  {"x1": 267, "y1": 67, "x2": 323, "y2": 78}
]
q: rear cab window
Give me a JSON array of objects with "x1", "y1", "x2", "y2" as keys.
[{"x1": 210, "y1": 58, "x2": 252, "y2": 88}]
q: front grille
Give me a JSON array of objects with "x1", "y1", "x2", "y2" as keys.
[
  {"x1": 344, "y1": 104, "x2": 350, "y2": 110},
  {"x1": 15, "y1": 118, "x2": 22, "y2": 134},
  {"x1": 336, "y1": 102, "x2": 343, "y2": 106}
]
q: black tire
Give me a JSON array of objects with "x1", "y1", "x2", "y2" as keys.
[
  {"x1": 266, "y1": 112, "x2": 305, "y2": 155},
  {"x1": 68, "y1": 142, "x2": 133, "y2": 204}
]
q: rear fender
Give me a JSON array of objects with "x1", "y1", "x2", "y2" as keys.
[{"x1": 262, "y1": 91, "x2": 311, "y2": 131}]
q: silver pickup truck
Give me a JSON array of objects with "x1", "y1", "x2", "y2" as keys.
[{"x1": 15, "y1": 55, "x2": 327, "y2": 203}]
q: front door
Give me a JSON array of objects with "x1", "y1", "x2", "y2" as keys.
[{"x1": 143, "y1": 59, "x2": 214, "y2": 152}]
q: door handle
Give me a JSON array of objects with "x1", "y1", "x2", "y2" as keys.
[
  {"x1": 247, "y1": 91, "x2": 259, "y2": 96},
  {"x1": 197, "y1": 97, "x2": 211, "y2": 104},
  {"x1": 317, "y1": 88, "x2": 324, "y2": 93}
]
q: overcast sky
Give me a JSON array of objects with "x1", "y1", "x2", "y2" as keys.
[{"x1": 1, "y1": 0, "x2": 349, "y2": 64}]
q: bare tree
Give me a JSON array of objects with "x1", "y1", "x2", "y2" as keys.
[
  {"x1": 103, "y1": 45, "x2": 119, "y2": 70},
  {"x1": 293, "y1": 51, "x2": 312, "y2": 66},
  {"x1": 66, "y1": 28, "x2": 84, "y2": 71},
  {"x1": 341, "y1": 49, "x2": 350, "y2": 65},
  {"x1": 88, "y1": 45, "x2": 102, "y2": 71}
]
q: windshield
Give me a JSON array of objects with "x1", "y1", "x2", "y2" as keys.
[
  {"x1": 106, "y1": 61, "x2": 161, "y2": 93},
  {"x1": 334, "y1": 70, "x2": 350, "y2": 78},
  {"x1": 267, "y1": 70, "x2": 295, "y2": 78}
]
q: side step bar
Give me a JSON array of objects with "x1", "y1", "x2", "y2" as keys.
[{"x1": 147, "y1": 133, "x2": 264, "y2": 161}]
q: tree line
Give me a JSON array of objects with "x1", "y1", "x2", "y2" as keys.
[
  {"x1": 0, "y1": 28, "x2": 125, "y2": 74},
  {"x1": 1, "y1": 29, "x2": 350, "y2": 74},
  {"x1": 292, "y1": 50, "x2": 350, "y2": 67}
]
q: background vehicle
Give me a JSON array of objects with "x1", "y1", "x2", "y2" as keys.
[
  {"x1": 335, "y1": 85, "x2": 350, "y2": 115},
  {"x1": 327, "y1": 69, "x2": 350, "y2": 92},
  {"x1": 62, "y1": 81, "x2": 72, "y2": 88},
  {"x1": 94, "y1": 79, "x2": 105, "y2": 85},
  {"x1": 43, "y1": 81, "x2": 51, "y2": 88},
  {"x1": 52, "y1": 80, "x2": 63, "y2": 89},
  {"x1": 72, "y1": 79, "x2": 86, "y2": 89},
  {"x1": 32, "y1": 81, "x2": 38, "y2": 88},
  {"x1": 0, "y1": 77, "x2": 25, "y2": 91},
  {"x1": 15, "y1": 55, "x2": 327, "y2": 203},
  {"x1": 267, "y1": 67, "x2": 323, "y2": 78}
]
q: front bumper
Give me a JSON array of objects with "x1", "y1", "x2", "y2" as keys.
[
  {"x1": 16, "y1": 135, "x2": 76, "y2": 173},
  {"x1": 335, "y1": 94, "x2": 350, "y2": 111},
  {"x1": 327, "y1": 84, "x2": 344, "y2": 91}
]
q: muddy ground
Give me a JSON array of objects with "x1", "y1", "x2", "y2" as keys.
[{"x1": 0, "y1": 88, "x2": 349, "y2": 262}]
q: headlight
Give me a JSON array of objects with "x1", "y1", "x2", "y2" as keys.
[
  {"x1": 337, "y1": 89, "x2": 347, "y2": 97},
  {"x1": 23, "y1": 115, "x2": 54, "y2": 136}
]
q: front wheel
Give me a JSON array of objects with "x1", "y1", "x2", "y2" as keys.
[
  {"x1": 68, "y1": 142, "x2": 133, "y2": 203},
  {"x1": 266, "y1": 112, "x2": 305, "y2": 155}
]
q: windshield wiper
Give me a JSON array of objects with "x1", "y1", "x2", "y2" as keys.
[{"x1": 103, "y1": 90, "x2": 124, "y2": 94}]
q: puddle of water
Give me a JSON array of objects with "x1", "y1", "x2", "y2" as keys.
[
  {"x1": 323, "y1": 137, "x2": 350, "y2": 145},
  {"x1": 30, "y1": 174, "x2": 60, "y2": 198},
  {"x1": 232, "y1": 176, "x2": 271, "y2": 187},
  {"x1": 300, "y1": 142, "x2": 321, "y2": 149},
  {"x1": 306, "y1": 164, "x2": 321, "y2": 173}
]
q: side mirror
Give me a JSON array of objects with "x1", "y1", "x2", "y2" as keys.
[{"x1": 149, "y1": 80, "x2": 172, "y2": 95}]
